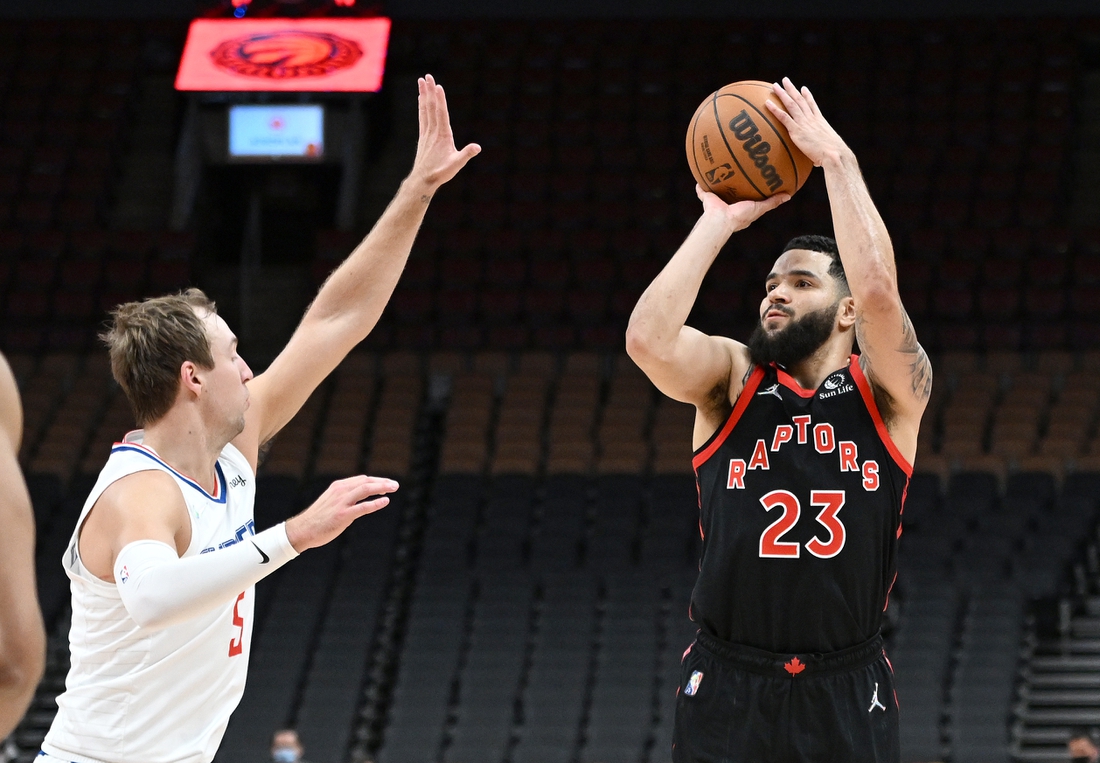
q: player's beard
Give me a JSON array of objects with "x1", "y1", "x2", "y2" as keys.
[{"x1": 747, "y1": 300, "x2": 841, "y2": 369}]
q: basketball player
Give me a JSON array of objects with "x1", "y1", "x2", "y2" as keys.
[
  {"x1": 626, "y1": 78, "x2": 929, "y2": 762},
  {"x1": 39, "y1": 75, "x2": 479, "y2": 763},
  {"x1": 0, "y1": 352, "x2": 45, "y2": 738}
]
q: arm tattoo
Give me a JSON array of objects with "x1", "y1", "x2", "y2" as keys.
[{"x1": 899, "y1": 310, "x2": 933, "y2": 403}]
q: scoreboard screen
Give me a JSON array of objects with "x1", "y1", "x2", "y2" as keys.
[
  {"x1": 229, "y1": 104, "x2": 324, "y2": 159},
  {"x1": 176, "y1": 17, "x2": 390, "y2": 92}
]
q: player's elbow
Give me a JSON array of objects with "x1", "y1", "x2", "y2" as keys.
[
  {"x1": 625, "y1": 323, "x2": 650, "y2": 361},
  {"x1": 626, "y1": 308, "x2": 673, "y2": 359},
  {"x1": 0, "y1": 627, "x2": 46, "y2": 712},
  {"x1": 127, "y1": 605, "x2": 174, "y2": 630},
  {"x1": 121, "y1": 590, "x2": 177, "y2": 631},
  {"x1": 626, "y1": 323, "x2": 666, "y2": 368},
  {"x1": 856, "y1": 274, "x2": 901, "y2": 313}
]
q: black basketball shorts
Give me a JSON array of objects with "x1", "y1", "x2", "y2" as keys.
[{"x1": 672, "y1": 631, "x2": 899, "y2": 763}]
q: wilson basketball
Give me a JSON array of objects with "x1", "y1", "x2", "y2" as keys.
[{"x1": 685, "y1": 80, "x2": 815, "y2": 203}]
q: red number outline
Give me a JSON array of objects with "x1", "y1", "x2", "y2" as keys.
[
  {"x1": 759, "y1": 489, "x2": 801, "y2": 558},
  {"x1": 228, "y1": 591, "x2": 245, "y2": 657},
  {"x1": 805, "y1": 490, "x2": 846, "y2": 559}
]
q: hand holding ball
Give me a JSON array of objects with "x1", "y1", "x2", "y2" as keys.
[{"x1": 686, "y1": 80, "x2": 815, "y2": 203}]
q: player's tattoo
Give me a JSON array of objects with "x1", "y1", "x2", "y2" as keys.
[{"x1": 898, "y1": 311, "x2": 932, "y2": 403}]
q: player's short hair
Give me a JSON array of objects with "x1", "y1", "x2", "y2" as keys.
[
  {"x1": 1069, "y1": 726, "x2": 1097, "y2": 742},
  {"x1": 101, "y1": 288, "x2": 217, "y2": 427},
  {"x1": 782, "y1": 234, "x2": 849, "y2": 296}
]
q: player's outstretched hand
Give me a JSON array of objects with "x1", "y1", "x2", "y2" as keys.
[
  {"x1": 410, "y1": 74, "x2": 480, "y2": 192},
  {"x1": 696, "y1": 184, "x2": 789, "y2": 231},
  {"x1": 765, "y1": 77, "x2": 849, "y2": 168},
  {"x1": 285, "y1": 475, "x2": 398, "y2": 552}
]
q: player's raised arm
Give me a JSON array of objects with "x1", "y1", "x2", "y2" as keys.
[
  {"x1": 626, "y1": 186, "x2": 787, "y2": 440},
  {"x1": 234, "y1": 74, "x2": 480, "y2": 469},
  {"x1": 765, "y1": 78, "x2": 930, "y2": 440},
  {"x1": 0, "y1": 353, "x2": 45, "y2": 738}
]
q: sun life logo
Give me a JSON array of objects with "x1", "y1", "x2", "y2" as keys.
[{"x1": 820, "y1": 373, "x2": 854, "y2": 399}]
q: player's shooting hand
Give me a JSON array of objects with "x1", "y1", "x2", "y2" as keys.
[
  {"x1": 696, "y1": 184, "x2": 789, "y2": 232},
  {"x1": 765, "y1": 77, "x2": 849, "y2": 168},
  {"x1": 410, "y1": 74, "x2": 481, "y2": 192},
  {"x1": 285, "y1": 475, "x2": 398, "y2": 552}
]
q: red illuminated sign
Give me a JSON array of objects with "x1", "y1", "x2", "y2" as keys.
[{"x1": 175, "y1": 18, "x2": 390, "y2": 92}]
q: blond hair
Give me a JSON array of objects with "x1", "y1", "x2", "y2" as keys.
[{"x1": 101, "y1": 288, "x2": 217, "y2": 426}]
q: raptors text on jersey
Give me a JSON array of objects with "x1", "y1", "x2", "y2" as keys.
[{"x1": 690, "y1": 357, "x2": 911, "y2": 654}]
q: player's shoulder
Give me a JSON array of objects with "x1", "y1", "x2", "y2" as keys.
[
  {"x1": 103, "y1": 468, "x2": 182, "y2": 498},
  {"x1": 97, "y1": 469, "x2": 187, "y2": 519}
]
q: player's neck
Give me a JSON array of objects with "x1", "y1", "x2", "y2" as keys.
[
  {"x1": 782, "y1": 340, "x2": 854, "y2": 392},
  {"x1": 141, "y1": 409, "x2": 229, "y2": 494}
]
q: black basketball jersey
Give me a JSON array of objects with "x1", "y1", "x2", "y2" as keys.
[{"x1": 690, "y1": 356, "x2": 911, "y2": 654}]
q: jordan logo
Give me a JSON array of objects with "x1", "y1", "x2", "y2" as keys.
[
  {"x1": 757, "y1": 384, "x2": 782, "y2": 399},
  {"x1": 869, "y1": 682, "x2": 886, "y2": 712}
]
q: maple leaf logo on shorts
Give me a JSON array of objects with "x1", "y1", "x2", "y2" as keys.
[{"x1": 784, "y1": 657, "x2": 806, "y2": 675}]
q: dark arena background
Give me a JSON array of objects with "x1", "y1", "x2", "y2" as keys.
[{"x1": 3, "y1": 0, "x2": 1100, "y2": 762}]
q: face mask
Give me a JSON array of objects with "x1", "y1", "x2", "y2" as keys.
[{"x1": 272, "y1": 749, "x2": 299, "y2": 763}]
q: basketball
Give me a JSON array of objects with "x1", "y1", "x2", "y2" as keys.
[{"x1": 685, "y1": 80, "x2": 815, "y2": 203}]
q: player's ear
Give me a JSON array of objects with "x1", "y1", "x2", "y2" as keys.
[
  {"x1": 836, "y1": 296, "x2": 857, "y2": 329},
  {"x1": 179, "y1": 360, "x2": 204, "y2": 398}
]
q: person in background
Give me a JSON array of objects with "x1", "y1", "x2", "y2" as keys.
[
  {"x1": 271, "y1": 729, "x2": 308, "y2": 763},
  {"x1": 1069, "y1": 727, "x2": 1099, "y2": 763}
]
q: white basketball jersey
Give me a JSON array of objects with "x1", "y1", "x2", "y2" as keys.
[{"x1": 43, "y1": 431, "x2": 258, "y2": 763}]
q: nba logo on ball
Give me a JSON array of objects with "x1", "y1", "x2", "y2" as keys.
[{"x1": 685, "y1": 670, "x2": 704, "y2": 696}]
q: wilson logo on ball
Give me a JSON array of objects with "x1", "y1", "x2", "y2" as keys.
[
  {"x1": 685, "y1": 80, "x2": 814, "y2": 203},
  {"x1": 210, "y1": 31, "x2": 363, "y2": 79},
  {"x1": 729, "y1": 110, "x2": 783, "y2": 192}
]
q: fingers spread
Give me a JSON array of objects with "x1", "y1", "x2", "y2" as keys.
[
  {"x1": 770, "y1": 83, "x2": 796, "y2": 113},
  {"x1": 803, "y1": 86, "x2": 823, "y2": 117},
  {"x1": 764, "y1": 98, "x2": 791, "y2": 124},
  {"x1": 778, "y1": 77, "x2": 808, "y2": 116}
]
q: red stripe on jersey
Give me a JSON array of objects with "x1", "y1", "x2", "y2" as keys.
[
  {"x1": 775, "y1": 366, "x2": 816, "y2": 398},
  {"x1": 112, "y1": 438, "x2": 223, "y2": 500},
  {"x1": 692, "y1": 366, "x2": 766, "y2": 470},
  {"x1": 848, "y1": 356, "x2": 913, "y2": 476}
]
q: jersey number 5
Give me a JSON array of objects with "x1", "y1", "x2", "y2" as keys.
[
  {"x1": 758, "y1": 489, "x2": 846, "y2": 559},
  {"x1": 229, "y1": 591, "x2": 245, "y2": 657}
]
